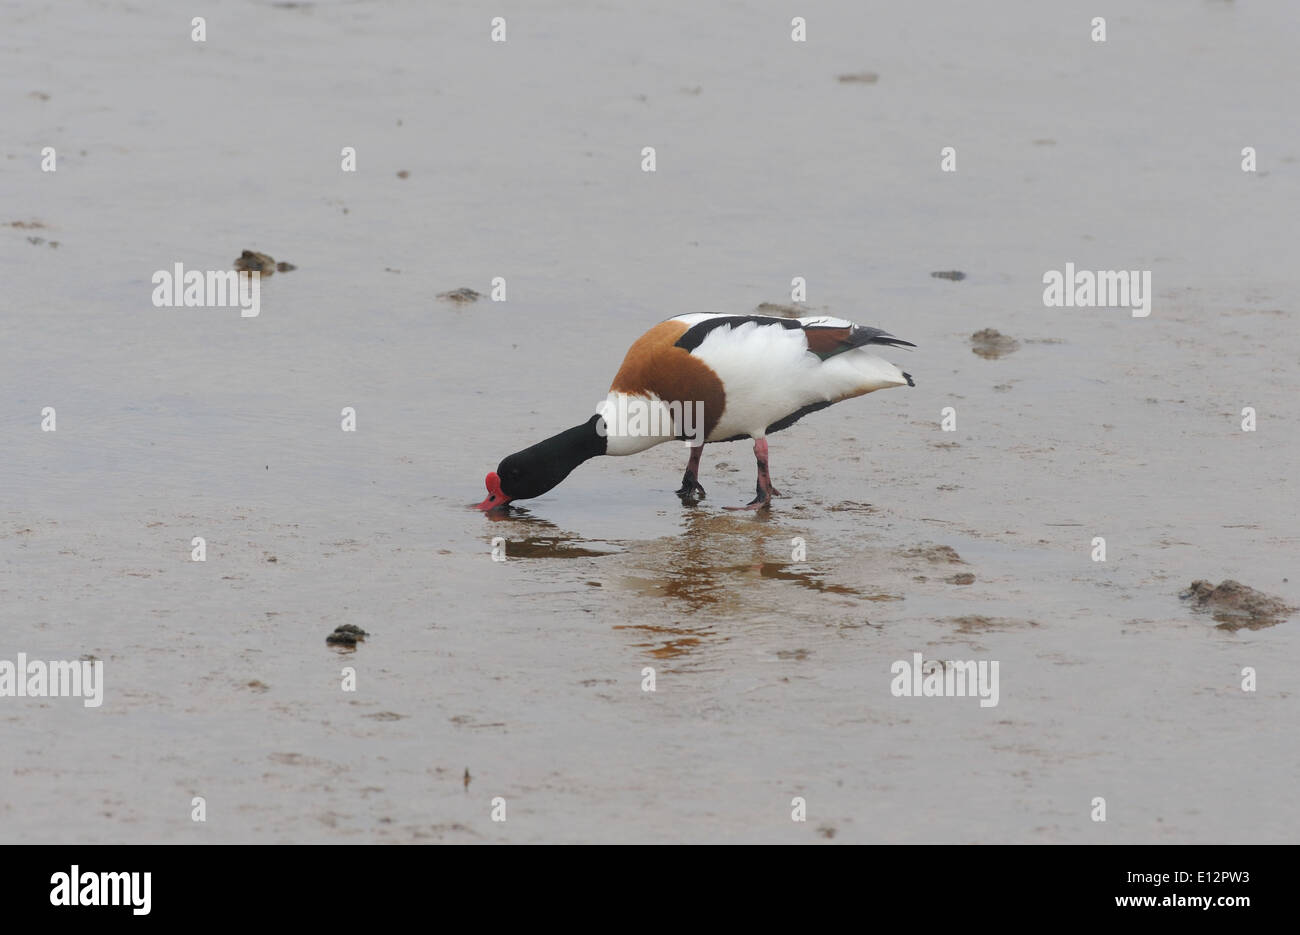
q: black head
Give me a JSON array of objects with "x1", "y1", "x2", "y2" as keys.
[
  {"x1": 495, "y1": 446, "x2": 572, "y2": 501},
  {"x1": 476, "y1": 415, "x2": 606, "y2": 509}
]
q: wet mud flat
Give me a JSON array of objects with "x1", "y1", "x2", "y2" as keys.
[{"x1": 5, "y1": 471, "x2": 1296, "y2": 844}]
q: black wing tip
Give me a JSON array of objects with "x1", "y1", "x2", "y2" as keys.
[
  {"x1": 902, "y1": 372, "x2": 915, "y2": 387},
  {"x1": 849, "y1": 325, "x2": 916, "y2": 350},
  {"x1": 873, "y1": 336, "x2": 917, "y2": 349}
]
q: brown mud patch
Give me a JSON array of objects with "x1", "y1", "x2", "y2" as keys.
[
  {"x1": 437, "y1": 288, "x2": 482, "y2": 304},
  {"x1": 904, "y1": 544, "x2": 966, "y2": 564},
  {"x1": 970, "y1": 328, "x2": 1020, "y2": 359},
  {"x1": 1180, "y1": 579, "x2": 1296, "y2": 630},
  {"x1": 949, "y1": 615, "x2": 1040, "y2": 635},
  {"x1": 234, "y1": 249, "x2": 296, "y2": 274}
]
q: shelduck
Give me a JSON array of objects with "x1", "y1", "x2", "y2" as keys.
[{"x1": 475, "y1": 313, "x2": 915, "y2": 511}]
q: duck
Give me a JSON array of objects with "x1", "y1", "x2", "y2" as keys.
[{"x1": 475, "y1": 312, "x2": 915, "y2": 511}]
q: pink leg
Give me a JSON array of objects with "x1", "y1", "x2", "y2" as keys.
[
  {"x1": 724, "y1": 437, "x2": 781, "y2": 510},
  {"x1": 675, "y1": 444, "x2": 706, "y2": 500}
]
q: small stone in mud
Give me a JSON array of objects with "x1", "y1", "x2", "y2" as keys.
[
  {"x1": 837, "y1": 72, "x2": 879, "y2": 84},
  {"x1": 931, "y1": 270, "x2": 966, "y2": 281},
  {"x1": 1180, "y1": 579, "x2": 1296, "y2": 630},
  {"x1": 945, "y1": 573, "x2": 976, "y2": 585},
  {"x1": 234, "y1": 250, "x2": 276, "y2": 275},
  {"x1": 396, "y1": 170, "x2": 409, "y2": 179},
  {"x1": 438, "y1": 288, "x2": 482, "y2": 304},
  {"x1": 970, "y1": 328, "x2": 1020, "y2": 359},
  {"x1": 246, "y1": 680, "x2": 270, "y2": 692},
  {"x1": 326, "y1": 624, "x2": 369, "y2": 645}
]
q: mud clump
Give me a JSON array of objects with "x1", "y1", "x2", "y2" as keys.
[
  {"x1": 931, "y1": 270, "x2": 966, "y2": 281},
  {"x1": 234, "y1": 250, "x2": 273, "y2": 274},
  {"x1": 326, "y1": 624, "x2": 369, "y2": 646},
  {"x1": 1180, "y1": 580, "x2": 1295, "y2": 631},
  {"x1": 945, "y1": 572, "x2": 976, "y2": 585},
  {"x1": 234, "y1": 250, "x2": 296, "y2": 275},
  {"x1": 905, "y1": 544, "x2": 966, "y2": 564},
  {"x1": 827, "y1": 500, "x2": 877, "y2": 514},
  {"x1": 754, "y1": 302, "x2": 807, "y2": 318},
  {"x1": 837, "y1": 72, "x2": 879, "y2": 84},
  {"x1": 970, "y1": 328, "x2": 1019, "y2": 359},
  {"x1": 950, "y1": 616, "x2": 1039, "y2": 634},
  {"x1": 437, "y1": 288, "x2": 482, "y2": 304}
]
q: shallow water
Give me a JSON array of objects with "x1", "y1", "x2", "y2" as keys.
[{"x1": 3, "y1": 0, "x2": 1298, "y2": 842}]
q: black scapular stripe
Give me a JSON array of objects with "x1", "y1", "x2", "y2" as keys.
[
  {"x1": 673, "y1": 315, "x2": 801, "y2": 352},
  {"x1": 675, "y1": 315, "x2": 915, "y2": 357}
]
